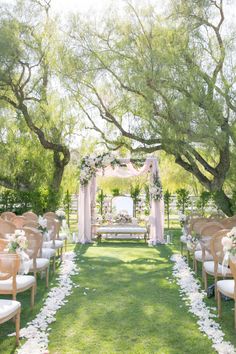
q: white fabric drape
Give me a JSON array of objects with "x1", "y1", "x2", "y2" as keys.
[{"x1": 78, "y1": 157, "x2": 164, "y2": 244}]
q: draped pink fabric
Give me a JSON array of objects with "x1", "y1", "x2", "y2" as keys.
[{"x1": 78, "y1": 157, "x2": 164, "y2": 244}]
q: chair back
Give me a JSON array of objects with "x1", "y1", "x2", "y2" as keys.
[
  {"x1": 0, "y1": 220, "x2": 16, "y2": 238},
  {"x1": 210, "y1": 229, "x2": 230, "y2": 264},
  {"x1": 192, "y1": 218, "x2": 209, "y2": 234},
  {"x1": 44, "y1": 212, "x2": 57, "y2": 219},
  {"x1": 0, "y1": 238, "x2": 8, "y2": 251},
  {"x1": 220, "y1": 218, "x2": 236, "y2": 229},
  {"x1": 23, "y1": 227, "x2": 43, "y2": 260},
  {"x1": 23, "y1": 221, "x2": 39, "y2": 228},
  {"x1": 0, "y1": 252, "x2": 20, "y2": 280},
  {"x1": 200, "y1": 221, "x2": 224, "y2": 236},
  {"x1": 0, "y1": 212, "x2": 16, "y2": 222},
  {"x1": 23, "y1": 211, "x2": 38, "y2": 221},
  {"x1": 12, "y1": 216, "x2": 27, "y2": 229},
  {"x1": 45, "y1": 217, "x2": 61, "y2": 239}
]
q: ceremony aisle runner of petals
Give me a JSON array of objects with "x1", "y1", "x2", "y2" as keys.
[
  {"x1": 171, "y1": 254, "x2": 236, "y2": 354},
  {"x1": 16, "y1": 252, "x2": 79, "y2": 354}
]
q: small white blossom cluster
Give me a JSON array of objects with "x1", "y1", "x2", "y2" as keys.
[
  {"x1": 186, "y1": 234, "x2": 199, "y2": 251},
  {"x1": 55, "y1": 209, "x2": 66, "y2": 221},
  {"x1": 80, "y1": 153, "x2": 120, "y2": 186},
  {"x1": 16, "y1": 251, "x2": 79, "y2": 354},
  {"x1": 114, "y1": 210, "x2": 132, "y2": 224},
  {"x1": 172, "y1": 254, "x2": 236, "y2": 354},
  {"x1": 178, "y1": 211, "x2": 187, "y2": 227},
  {"x1": 38, "y1": 216, "x2": 48, "y2": 233},
  {"x1": 6, "y1": 230, "x2": 28, "y2": 253},
  {"x1": 222, "y1": 227, "x2": 236, "y2": 255},
  {"x1": 150, "y1": 173, "x2": 162, "y2": 201}
]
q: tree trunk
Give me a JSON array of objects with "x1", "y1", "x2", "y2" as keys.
[{"x1": 212, "y1": 189, "x2": 233, "y2": 217}]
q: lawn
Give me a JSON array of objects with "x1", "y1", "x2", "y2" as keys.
[{"x1": 1, "y1": 232, "x2": 236, "y2": 353}]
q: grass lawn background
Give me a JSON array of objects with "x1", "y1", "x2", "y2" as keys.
[{"x1": 0, "y1": 231, "x2": 235, "y2": 353}]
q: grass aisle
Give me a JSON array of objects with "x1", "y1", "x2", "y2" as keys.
[{"x1": 48, "y1": 240, "x2": 215, "y2": 354}]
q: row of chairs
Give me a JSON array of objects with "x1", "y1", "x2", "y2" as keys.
[
  {"x1": 181, "y1": 214, "x2": 236, "y2": 329},
  {"x1": 0, "y1": 210, "x2": 67, "y2": 345}
]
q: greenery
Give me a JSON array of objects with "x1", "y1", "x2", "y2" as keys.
[
  {"x1": 97, "y1": 189, "x2": 106, "y2": 216},
  {"x1": 130, "y1": 183, "x2": 141, "y2": 217},
  {"x1": 111, "y1": 188, "x2": 120, "y2": 197},
  {"x1": 196, "y1": 191, "x2": 212, "y2": 216},
  {"x1": 176, "y1": 188, "x2": 191, "y2": 214}
]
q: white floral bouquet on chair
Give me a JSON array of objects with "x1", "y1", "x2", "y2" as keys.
[
  {"x1": 222, "y1": 227, "x2": 236, "y2": 255},
  {"x1": 178, "y1": 212, "x2": 187, "y2": 227},
  {"x1": 114, "y1": 210, "x2": 132, "y2": 224},
  {"x1": 56, "y1": 209, "x2": 66, "y2": 221},
  {"x1": 38, "y1": 216, "x2": 48, "y2": 233},
  {"x1": 6, "y1": 230, "x2": 28, "y2": 253}
]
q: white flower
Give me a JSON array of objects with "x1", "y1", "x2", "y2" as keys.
[
  {"x1": 56, "y1": 210, "x2": 66, "y2": 218},
  {"x1": 15, "y1": 229, "x2": 25, "y2": 237},
  {"x1": 38, "y1": 216, "x2": 47, "y2": 229},
  {"x1": 227, "y1": 227, "x2": 236, "y2": 238},
  {"x1": 222, "y1": 236, "x2": 233, "y2": 251}
]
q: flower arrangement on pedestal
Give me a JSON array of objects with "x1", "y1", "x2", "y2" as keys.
[
  {"x1": 149, "y1": 173, "x2": 162, "y2": 200},
  {"x1": 80, "y1": 153, "x2": 121, "y2": 186}
]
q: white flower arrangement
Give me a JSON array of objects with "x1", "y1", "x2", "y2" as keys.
[
  {"x1": 178, "y1": 211, "x2": 187, "y2": 227},
  {"x1": 150, "y1": 173, "x2": 162, "y2": 201},
  {"x1": 114, "y1": 210, "x2": 132, "y2": 224},
  {"x1": 222, "y1": 227, "x2": 236, "y2": 255},
  {"x1": 172, "y1": 254, "x2": 236, "y2": 354},
  {"x1": 56, "y1": 209, "x2": 66, "y2": 221},
  {"x1": 38, "y1": 216, "x2": 48, "y2": 233},
  {"x1": 80, "y1": 153, "x2": 121, "y2": 186},
  {"x1": 6, "y1": 230, "x2": 28, "y2": 253},
  {"x1": 186, "y1": 234, "x2": 199, "y2": 251}
]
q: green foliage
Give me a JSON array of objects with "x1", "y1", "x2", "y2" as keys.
[
  {"x1": 97, "y1": 189, "x2": 106, "y2": 215},
  {"x1": 111, "y1": 188, "x2": 120, "y2": 197},
  {"x1": 176, "y1": 188, "x2": 190, "y2": 214},
  {"x1": 144, "y1": 184, "x2": 150, "y2": 215},
  {"x1": 63, "y1": 190, "x2": 71, "y2": 225},
  {"x1": 130, "y1": 183, "x2": 141, "y2": 217},
  {"x1": 196, "y1": 191, "x2": 212, "y2": 216}
]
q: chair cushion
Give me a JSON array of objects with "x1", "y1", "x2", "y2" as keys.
[
  {"x1": 43, "y1": 240, "x2": 63, "y2": 249},
  {"x1": 217, "y1": 279, "x2": 235, "y2": 298},
  {"x1": 0, "y1": 275, "x2": 35, "y2": 291},
  {"x1": 194, "y1": 250, "x2": 213, "y2": 262},
  {"x1": 29, "y1": 258, "x2": 49, "y2": 271},
  {"x1": 59, "y1": 233, "x2": 67, "y2": 240},
  {"x1": 42, "y1": 248, "x2": 56, "y2": 259},
  {"x1": 0, "y1": 300, "x2": 20, "y2": 320},
  {"x1": 203, "y1": 261, "x2": 232, "y2": 276}
]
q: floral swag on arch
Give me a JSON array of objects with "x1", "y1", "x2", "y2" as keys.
[{"x1": 77, "y1": 153, "x2": 164, "y2": 245}]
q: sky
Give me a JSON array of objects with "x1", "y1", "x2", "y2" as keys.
[{"x1": 51, "y1": 0, "x2": 113, "y2": 14}]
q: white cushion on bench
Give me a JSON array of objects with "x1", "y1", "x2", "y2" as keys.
[{"x1": 97, "y1": 226, "x2": 147, "y2": 234}]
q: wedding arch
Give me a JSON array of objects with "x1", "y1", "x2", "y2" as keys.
[{"x1": 77, "y1": 155, "x2": 164, "y2": 245}]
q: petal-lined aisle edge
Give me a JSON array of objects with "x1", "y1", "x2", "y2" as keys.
[
  {"x1": 171, "y1": 254, "x2": 236, "y2": 354},
  {"x1": 16, "y1": 251, "x2": 79, "y2": 354}
]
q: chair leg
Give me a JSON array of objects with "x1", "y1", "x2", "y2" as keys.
[
  {"x1": 31, "y1": 285, "x2": 35, "y2": 309},
  {"x1": 203, "y1": 269, "x2": 208, "y2": 291},
  {"x1": 214, "y1": 277, "x2": 218, "y2": 300},
  {"x1": 217, "y1": 290, "x2": 222, "y2": 318},
  {"x1": 15, "y1": 309, "x2": 20, "y2": 346},
  {"x1": 187, "y1": 250, "x2": 190, "y2": 265},
  {"x1": 65, "y1": 238, "x2": 68, "y2": 252},
  {"x1": 34, "y1": 272, "x2": 37, "y2": 294}
]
